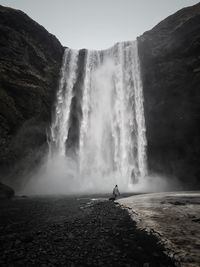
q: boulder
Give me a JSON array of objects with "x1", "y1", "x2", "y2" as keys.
[{"x1": 0, "y1": 182, "x2": 14, "y2": 198}]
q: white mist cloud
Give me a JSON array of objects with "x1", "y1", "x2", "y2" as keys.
[
  {"x1": 22, "y1": 155, "x2": 79, "y2": 195},
  {"x1": 22, "y1": 157, "x2": 182, "y2": 195},
  {"x1": 128, "y1": 174, "x2": 182, "y2": 193}
]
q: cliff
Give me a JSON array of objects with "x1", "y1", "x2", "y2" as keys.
[
  {"x1": 0, "y1": 5, "x2": 64, "y2": 187},
  {"x1": 138, "y1": 3, "x2": 200, "y2": 188}
]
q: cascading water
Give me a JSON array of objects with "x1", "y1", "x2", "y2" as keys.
[
  {"x1": 50, "y1": 49, "x2": 79, "y2": 156},
  {"x1": 49, "y1": 40, "x2": 147, "y2": 193}
]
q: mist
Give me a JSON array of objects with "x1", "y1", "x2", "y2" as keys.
[{"x1": 22, "y1": 153, "x2": 182, "y2": 195}]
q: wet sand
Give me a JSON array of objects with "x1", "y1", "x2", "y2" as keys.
[
  {"x1": 0, "y1": 195, "x2": 175, "y2": 266},
  {"x1": 118, "y1": 192, "x2": 200, "y2": 267}
]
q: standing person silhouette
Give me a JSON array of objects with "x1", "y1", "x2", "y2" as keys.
[{"x1": 112, "y1": 185, "x2": 120, "y2": 200}]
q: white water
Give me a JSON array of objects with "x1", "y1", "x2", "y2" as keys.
[
  {"x1": 50, "y1": 49, "x2": 79, "y2": 156},
  {"x1": 45, "y1": 41, "x2": 147, "y2": 193}
]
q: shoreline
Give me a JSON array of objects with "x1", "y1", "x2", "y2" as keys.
[{"x1": 118, "y1": 191, "x2": 200, "y2": 267}]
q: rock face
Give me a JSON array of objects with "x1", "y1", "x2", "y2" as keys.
[
  {"x1": 138, "y1": 3, "x2": 200, "y2": 188},
  {"x1": 0, "y1": 5, "x2": 64, "y2": 186},
  {"x1": 0, "y1": 182, "x2": 14, "y2": 198}
]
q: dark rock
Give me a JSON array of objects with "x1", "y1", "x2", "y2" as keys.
[
  {"x1": 0, "y1": 182, "x2": 14, "y2": 198},
  {"x1": 169, "y1": 201, "x2": 186, "y2": 206},
  {"x1": 22, "y1": 235, "x2": 33, "y2": 243},
  {"x1": 0, "y1": 5, "x2": 64, "y2": 187},
  {"x1": 138, "y1": 3, "x2": 200, "y2": 188},
  {"x1": 192, "y1": 218, "x2": 200, "y2": 223},
  {"x1": 14, "y1": 239, "x2": 21, "y2": 246}
]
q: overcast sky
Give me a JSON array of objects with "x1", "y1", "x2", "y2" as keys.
[{"x1": 0, "y1": 0, "x2": 199, "y2": 49}]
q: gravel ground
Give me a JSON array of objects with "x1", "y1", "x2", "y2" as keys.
[{"x1": 0, "y1": 196, "x2": 176, "y2": 266}]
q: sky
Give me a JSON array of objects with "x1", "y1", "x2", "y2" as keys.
[{"x1": 0, "y1": 0, "x2": 199, "y2": 50}]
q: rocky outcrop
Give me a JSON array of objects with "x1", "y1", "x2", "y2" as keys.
[
  {"x1": 0, "y1": 182, "x2": 14, "y2": 198},
  {"x1": 0, "y1": 5, "x2": 64, "y2": 187},
  {"x1": 138, "y1": 3, "x2": 200, "y2": 188}
]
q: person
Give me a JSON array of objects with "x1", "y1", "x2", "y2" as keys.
[{"x1": 112, "y1": 184, "x2": 120, "y2": 200}]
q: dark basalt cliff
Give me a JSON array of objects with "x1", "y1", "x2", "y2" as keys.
[
  {"x1": 0, "y1": 5, "x2": 64, "y2": 186},
  {"x1": 138, "y1": 3, "x2": 200, "y2": 188}
]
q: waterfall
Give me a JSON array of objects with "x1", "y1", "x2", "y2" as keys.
[
  {"x1": 49, "y1": 40, "x2": 147, "y2": 192},
  {"x1": 50, "y1": 49, "x2": 79, "y2": 156}
]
